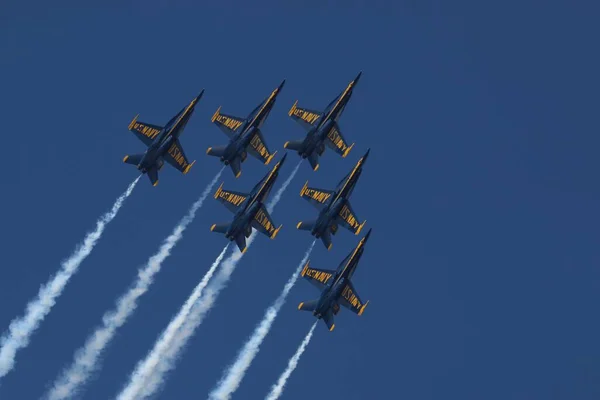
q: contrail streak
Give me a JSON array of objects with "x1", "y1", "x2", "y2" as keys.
[
  {"x1": 117, "y1": 161, "x2": 302, "y2": 400},
  {"x1": 209, "y1": 241, "x2": 316, "y2": 400},
  {"x1": 0, "y1": 176, "x2": 140, "y2": 381},
  {"x1": 116, "y1": 243, "x2": 231, "y2": 400},
  {"x1": 45, "y1": 169, "x2": 223, "y2": 400},
  {"x1": 265, "y1": 321, "x2": 318, "y2": 400}
]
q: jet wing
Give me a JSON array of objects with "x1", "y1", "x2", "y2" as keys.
[
  {"x1": 288, "y1": 101, "x2": 322, "y2": 131},
  {"x1": 211, "y1": 107, "x2": 245, "y2": 138},
  {"x1": 251, "y1": 205, "x2": 282, "y2": 239},
  {"x1": 336, "y1": 201, "x2": 366, "y2": 235},
  {"x1": 214, "y1": 183, "x2": 249, "y2": 213},
  {"x1": 300, "y1": 181, "x2": 334, "y2": 210},
  {"x1": 300, "y1": 262, "x2": 334, "y2": 291},
  {"x1": 247, "y1": 129, "x2": 277, "y2": 165},
  {"x1": 128, "y1": 116, "x2": 163, "y2": 146},
  {"x1": 338, "y1": 280, "x2": 369, "y2": 316},
  {"x1": 325, "y1": 122, "x2": 354, "y2": 158},
  {"x1": 164, "y1": 140, "x2": 195, "y2": 174}
]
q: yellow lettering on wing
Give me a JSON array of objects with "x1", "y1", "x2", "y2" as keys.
[
  {"x1": 327, "y1": 128, "x2": 347, "y2": 151},
  {"x1": 303, "y1": 188, "x2": 331, "y2": 204},
  {"x1": 254, "y1": 208, "x2": 275, "y2": 235},
  {"x1": 134, "y1": 123, "x2": 161, "y2": 140},
  {"x1": 339, "y1": 205, "x2": 360, "y2": 230},
  {"x1": 219, "y1": 191, "x2": 246, "y2": 207},
  {"x1": 305, "y1": 268, "x2": 331, "y2": 284},
  {"x1": 216, "y1": 115, "x2": 243, "y2": 131},
  {"x1": 293, "y1": 108, "x2": 319, "y2": 125},
  {"x1": 168, "y1": 143, "x2": 189, "y2": 168},
  {"x1": 250, "y1": 134, "x2": 269, "y2": 159},
  {"x1": 341, "y1": 285, "x2": 363, "y2": 310}
]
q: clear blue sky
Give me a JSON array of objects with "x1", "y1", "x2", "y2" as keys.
[{"x1": 1, "y1": 2, "x2": 599, "y2": 399}]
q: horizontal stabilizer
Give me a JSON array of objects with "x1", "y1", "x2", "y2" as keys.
[
  {"x1": 210, "y1": 223, "x2": 230, "y2": 234},
  {"x1": 230, "y1": 157, "x2": 242, "y2": 178},
  {"x1": 307, "y1": 152, "x2": 320, "y2": 172},
  {"x1": 207, "y1": 146, "x2": 226, "y2": 158},
  {"x1": 234, "y1": 234, "x2": 247, "y2": 253},
  {"x1": 147, "y1": 167, "x2": 159, "y2": 187},
  {"x1": 296, "y1": 220, "x2": 315, "y2": 232},
  {"x1": 323, "y1": 309, "x2": 335, "y2": 331},
  {"x1": 320, "y1": 231, "x2": 333, "y2": 251},
  {"x1": 283, "y1": 140, "x2": 304, "y2": 152},
  {"x1": 123, "y1": 154, "x2": 143, "y2": 166},
  {"x1": 298, "y1": 299, "x2": 318, "y2": 312}
]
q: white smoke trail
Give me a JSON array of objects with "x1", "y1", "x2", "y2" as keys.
[
  {"x1": 117, "y1": 161, "x2": 301, "y2": 400},
  {"x1": 45, "y1": 169, "x2": 223, "y2": 400},
  {"x1": 116, "y1": 243, "x2": 232, "y2": 400},
  {"x1": 209, "y1": 240, "x2": 316, "y2": 400},
  {"x1": 265, "y1": 321, "x2": 318, "y2": 400},
  {"x1": 0, "y1": 176, "x2": 140, "y2": 381}
]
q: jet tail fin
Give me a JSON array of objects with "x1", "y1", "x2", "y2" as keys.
[
  {"x1": 123, "y1": 154, "x2": 143, "y2": 166},
  {"x1": 296, "y1": 220, "x2": 315, "y2": 231},
  {"x1": 297, "y1": 299, "x2": 318, "y2": 312},
  {"x1": 283, "y1": 140, "x2": 304, "y2": 152},
  {"x1": 210, "y1": 223, "x2": 230, "y2": 234}
]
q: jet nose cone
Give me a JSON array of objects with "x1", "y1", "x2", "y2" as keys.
[
  {"x1": 361, "y1": 148, "x2": 370, "y2": 162},
  {"x1": 363, "y1": 228, "x2": 372, "y2": 242},
  {"x1": 196, "y1": 89, "x2": 205, "y2": 100},
  {"x1": 277, "y1": 153, "x2": 288, "y2": 166},
  {"x1": 353, "y1": 71, "x2": 362, "y2": 85},
  {"x1": 278, "y1": 79, "x2": 286, "y2": 91}
]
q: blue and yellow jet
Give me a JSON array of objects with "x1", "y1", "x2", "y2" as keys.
[
  {"x1": 210, "y1": 153, "x2": 287, "y2": 253},
  {"x1": 284, "y1": 72, "x2": 361, "y2": 171},
  {"x1": 206, "y1": 81, "x2": 284, "y2": 178},
  {"x1": 298, "y1": 229, "x2": 372, "y2": 331},
  {"x1": 123, "y1": 91, "x2": 202, "y2": 186},
  {"x1": 296, "y1": 149, "x2": 369, "y2": 250}
]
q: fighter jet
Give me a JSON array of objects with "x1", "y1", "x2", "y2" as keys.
[
  {"x1": 298, "y1": 229, "x2": 372, "y2": 331},
  {"x1": 284, "y1": 72, "x2": 361, "y2": 171},
  {"x1": 210, "y1": 153, "x2": 287, "y2": 252},
  {"x1": 296, "y1": 149, "x2": 369, "y2": 250},
  {"x1": 123, "y1": 91, "x2": 203, "y2": 186},
  {"x1": 206, "y1": 81, "x2": 284, "y2": 178}
]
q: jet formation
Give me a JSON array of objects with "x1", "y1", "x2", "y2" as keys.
[{"x1": 122, "y1": 74, "x2": 371, "y2": 331}]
